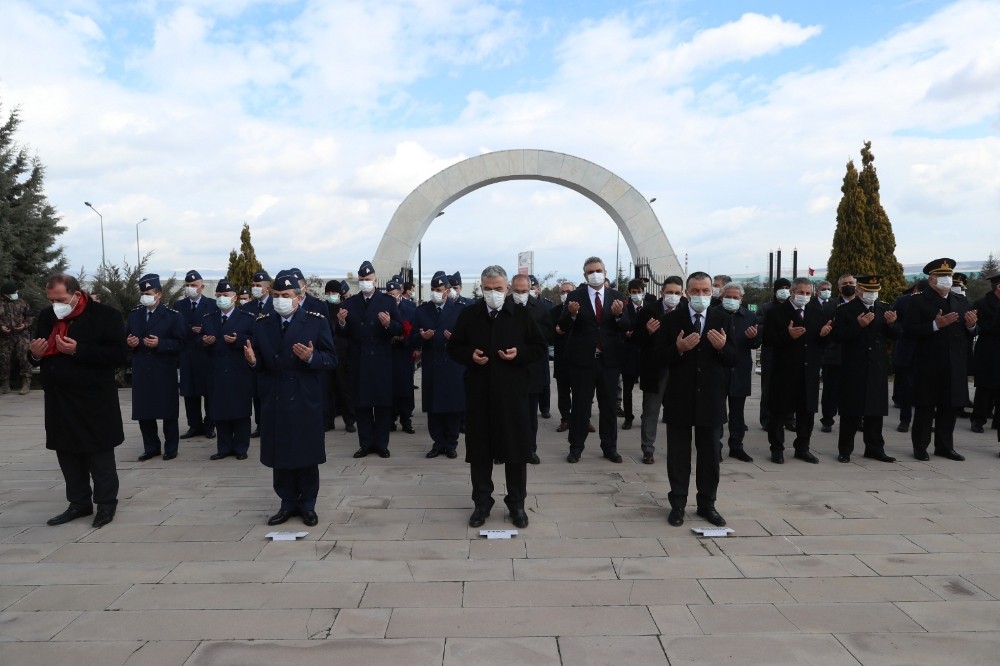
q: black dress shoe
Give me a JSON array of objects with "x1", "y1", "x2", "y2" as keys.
[
  {"x1": 510, "y1": 508, "x2": 529, "y2": 529},
  {"x1": 204, "y1": 427, "x2": 216, "y2": 439},
  {"x1": 445, "y1": 450, "x2": 458, "y2": 459},
  {"x1": 971, "y1": 423, "x2": 985, "y2": 434},
  {"x1": 402, "y1": 425, "x2": 416, "y2": 434},
  {"x1": 837, "y1": 455, "x2": 851, "y2": 463},
  {"x1": 345, "y1": 423, "x2": 357, "y2": 433},
  {"x1": 567, "y1": 453, "x2": 580, "y2": 463},
  {"x1": 696, "y1": 507, "x2": 726, "y2": 527},
  {"x1": 92, "y1": 505, "x2": 116, "y2": 528},
  {"x1": 302, "y1": 510, "x2": 318, "y2": 527},
  {"x1": 935, "y1": 449, "x2": 965, "y2": 461},
  {"x1": 179, "y1": 429, "x2": 202, "y2": 440},
  {"x1": 615, "y1": 406, "x2": 625, "y2": 417},
  {"x1": 163, "y1": 452, "x2": 177, "y2": 461},
  {"x1": 267, "y1": 509, "x2": 296, "y2": 526},
  {"x1": 820, "y1": 424, "x2": 832, "y2": 433},
  {"x1": 250, "y1": 428, "x2": 261, "y2": 438},
  {"x1": 353, "y1": 448, "x2": 369, "y2": 458},
  {"x1": 896, "y1": 422, "x2": 910, "y2": 433},
  {"x1": 914, "y1": 451, "x2": 930, "y2": 461},
  {"x1": 540, "y1": 412, "x2": 551, "y2": 419},
  {"x1": 210, "y1": 453, "x2": 230, "y2": 460},
  {"x1": 235, "y1": 453, "x2": 248, "y2": 460},
  {"x1": 469, "y1": 507, "x2": 490, "y2": 527},
  {"x1": 528, "y1": 453, "x2": 540, "y2": 465},
  {"x1": 137, "y1": 452, "x2": 159, "y2": 462},
  {"x1": 667, "y1": 507, "x2": 685, "y2": 526},
  {"x1": 794, "y1": 450, "x2": 819, "y2": 464},
  {"x1": 863, "y1": 452, "x2": 896, "y2": 463},
  {"x1": 556, "y1": 420, "x2": 569, "y2": 432},
  {"x1": 47, "y1": 505, "x2": 93, "y2": 526},
  {"x1": 621, "y1": 418, "x2": 633, "y2": 430},
  {"x1": 377, "y1": 449, "x2": 391, "y2": 458},
  {"x1": 642, "y1": 454, "x2": 655, "y2": 464},
  {"x1": 729, "y1": 449, "x2": 753, "y2": 463},
  {"x1": 771, "y1": 452, "x2": 784, "y2": 464},
  {"x1": 604, "y1": 452, "x2": 623, "y2": 463},
  {"x1": 426, "y1": 449, "x2": 441, "y2": 458}
]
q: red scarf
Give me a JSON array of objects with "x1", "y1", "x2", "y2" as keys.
[{"x1": 43, "y1": 292, "x2": 89, "y2": 358}]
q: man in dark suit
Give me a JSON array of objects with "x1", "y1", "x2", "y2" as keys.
[
  {"x1": 551, "y1": 281, "x2": 576, "y2": 432},
  {"x1": 559, "y1": 257, "x2": 632, "y2": 463},
  {"x1": 763, "y1": 277, "x2": 833, "y2": 463},
  {"x1": 323, "y1": 279, "x2": 356, "y2": 433},
  {"x1": 29, "y1": 274, "x2": 128, "y2": 528},
  {"x1": 528, "y1": 274, "x2": 555, "y2": 419},
  {"x1": 127, "y1": 274, "x2": 186, "y2": 461},
  {"x1": 620, "y1": 279, "x2": 648, "y2": 431},
  {"x1": 833, "y1": 276, "x2": 900, "y2": 462},
  {"x1": 175, "y1": 270, "x2": 218, "y2": 440},
  {"x1": 971, "y1": 275, "x2": 1000, "y2": 435},
  {"x1": 244, "y1": 270, "x2": 337, "y2": 526},
  {"x1": 336, "y1": 261, "x2": 404, "y2": 458},
  {"x1": 388, "y1": 277, "x2": 417, "y2": 434},
  {"x1": 509, "y1": 273, "x2": 555, "y2": 464},
  {"x1": 891, "y1": 281, "x2": 926, "y2": 432},
  {"x1": 654, "y1": 271, "x2": 736, "y2": 527},
  {"x1": 819, "y1": 274, "x2": 856, "y2": 433},
  {"x1": 758, "y1": 278, "x2": 792, "y2": 430},
  {"x1": 243, "y1": 269, "x2": 272, "y2": 438},
  {"x1": 904, "y1": 258, "x2": 978, "y2": 461},
  {"x1": 716, "y1": 282, "x2": 761, "y2": 462}
]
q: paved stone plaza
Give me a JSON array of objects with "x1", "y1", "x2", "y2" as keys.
[{"x1": 2, "y1": 380, "x2": 1000, "y2": 665}]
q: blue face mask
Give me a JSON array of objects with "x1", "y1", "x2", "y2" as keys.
[
  {"x1": 689, "y1": 295, "x2": 712, "y2": 313},
  {"x1": 722, "y1": 297, "x2": 740, "y2": 312}
]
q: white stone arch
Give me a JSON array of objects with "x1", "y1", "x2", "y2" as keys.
[{"x1": 373, "y1": 149, "x2": 681, "y2": 281}]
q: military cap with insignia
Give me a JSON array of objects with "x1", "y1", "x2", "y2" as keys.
[
  {"x1": 339, "y1": 280, "x2": 351, "y2": 295},
  {"x1": 386, "y1": 279, "x2": 402, "y2": 292},
  {"x1": 238, "y1": 287, "x2": 251, "y2": 297},
  {"x1": 252, "y1": 270, "x2": 271, "y2": 283},
  {"x1": 528, "y1": 274, "x2": 539, "y2": 287},
  {"x1": 358, "y1": 261, "x2": 375, "y2": 278},
  {"x1": 215, "y1": 278, "x2": 237, "y2": 293},
  {"x1": 138, "y1": 273, "x2": 162, "y2": 291},
  {"x1": 185, "y1": 269, "x2": 203, "y2": 283},
  {"x1": 449, "y1": 271, "x2": 462, "y2": 287},
  {"x1": 855, "y1": 275, "x2": 882, "y2": 291},
  {"x1": 430, "y1": 270, "x2": 449, "y2": 288},
  {"x1": 272, "y1": 270, "x2": 299, "y2": 291},
  {"x1": 952, "y1": 272, "x2": 967, "y2": 287},
  {"x1": 923, "y1": 258, "x2": 956, "y2": 276},
  {"x1": 289, "y1": 268, "x2": 305, "y2": 283},
  {"x1": 391, "y1": 274, "x2": 403, "y2": 283}
]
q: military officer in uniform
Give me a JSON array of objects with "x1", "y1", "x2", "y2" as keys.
[
  {"x1": 449, "y1": 272, "x2": 474, "y2": 306},
  {"x1": 242, "y1": 269, "x2": 272, "y2": 437},
  {"x1": 127, "y1": 274, "x2": 186, "y2": 461},
  {"x1": 336, "y1": 261, "x2": 403, "y2": 458},
  {"x1": 237, "y1": 287, "x2": 252, "y2": 307},
  {"x1": 176, "y1": 269, "x2": 218, "y2": 440},
  {"x1": 388, "y1": 277, "x2": 417, "y2": 434},
  {"x1": 288, "y1": 267, "x2": 328, "y2": 315},
  {"x1": 202, "y1": 279, "x2": 255, "y2": 460},
  {"x1": 0, "y1": 281, "x2": 33, "y2": 394},
  {"x1": 819, "y1": 275, "x2": 856, "y2": 433},
  {"x1": 244, "y1": 270, "x2": 337, "y2": 526},
  {"x1": 971, "y1": 275, "x2": 1000, "y2": 435}
]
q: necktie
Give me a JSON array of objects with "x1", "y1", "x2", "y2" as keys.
[
  {"x1": 221, "y1": 314, "x2": 228, "y2": 325},
  {"x1": 436, "y1": 305, "x2": 442, "y2": 315},
  {"x1": 191, "y1": 300, "x2": 196, "y2": 312},
  {"x1": 594, "y1": 292, "x2": 602, "y2": 323},
  {"x1": 281, "y1": 320, "x2": 289, "y2": 336},
  {"x1": 490, "y1": 309, "x2": 498, "y2": 320},
  {"x1": 797, "y1": 308, "x2": 804, "y2": 322},
  {"x1": 693, "y1": 313, "x2": 702, "y2": 333},
  {"x1": 145, "y1": 310, "x2": 151, "y2": 322}
]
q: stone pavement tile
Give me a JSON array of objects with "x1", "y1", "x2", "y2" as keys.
[
  {"x1": 777, "y1": 602, "x2": 925, "y2": 633},
  {"x1": 403, "y1": 523, "x2": 474, "y2": 540},
  {"x1": 715, "y1": 536, "x2": 804, "y2": 556},
  {"x1": 361, "y1": 582, "x2": 463, "y2": 608},
  {"x1": 185, "y1": 638, "x2": 445, "y2": 666},
  {"x1": 959, "y1": 574, "x2": 1000, "y2": 599},
  {"x1": 111, "y1": 582, "x2": 365, "y2": 610},
  {"x1": 788, "y1": 518, "x2": 942, "y2": 535},
  {"x1": 916, "y1": 575, "x2": 993, "y2": 600},
  {"x1": 0, "y1": 640, "x2": 143, "y2": 666},
  {"x1": 387, "y1": 606, "x2": 657, "y2": 637},
  {"x1": 658, "y1": 536, "x2": 722, "y2": 557},
  {"x1": 647, "y1": 605, "x2": 703, "y2": 634},
  {"x1": 0, "y1": 542, "x2": 63, "y2": 562},
  {"x1": 339, "y1": 496, "x2": 391, "y2": 509},
  {"x1": 556, "y1": 521, "x2": 620, "y2": 538},
  {"x1": 786, "y1": 535, "x2": 926, "y2": 555},
  {"x1": 617, "y1": 556, "x2": 743, "y2": 579},
  {"x1": 699, "y1": 578, "x2": 796, "y2": 604},
  {"x1": 896, "y1": 600, "x2": 1000, "y2": 631},
  {"x1": 445, "y1": 637, "x2": 560, "y2": 665},
  {"x1": 0, "y1": 562, "x2": 173, "y2": 585},
  {"x1": 858, "y1": 502, "x2": 992, "y2": 519},
  {"x1": 779, "y1": 576, "x2": 940, "y2": 603},
  {"x1": 76, "y1": 525, "x2": 159, "y2": 542},
  {"x1": 0, "y1": 586, "x2": 33, "y2": 610},
  {"x1": 409, "y1": 559, "x2": 513, "y2": 581},
  {"x1": 8, "y1": 583, "x2": 131, "y2": 611},
  {"x1": 347, "y1": 509, "x2": 426, "y2": 524},
  {"x1": 732, "y1": 554, "x2": 876, "y2": 578},
  {"x1": 329, "y1": 608, "x2": 390, "y2": 638},
  {"x1": 389, "y1": 495, "x2": 471, "y2": 509},
  {"x1": 134, "y1": 524, "x2": 253, "y2": 542},
  {"x1": 254, "y1": 541, "x2": 340, "y2": 561},
  {"x1": 54, "y1": 609, "x2": 319, "y2": 640},
  {"x1": 162, "y1": 561, "x2": 292, "y2": 583},
  {"x1": 42, "y1": 541, "x2": 265, "y2": 563},
  {"x1": 464, "y1": 580, "x2": 631, "y2": 607},
  {"x1": 316, "y1": 523, "x2": 407, "y2": 541},
  {"x1": 626, "y1": 579, "x2": 712, "y2": 606},
  {"x1": 688, "y1": 603, "x2": 797, "y2": 634},
  {"x1": 904, "y1": 533, "x2": 978, "y2": 552},
  {"x1": 526, "y1": 537, "x2": 666, "y2": 558},
  {"x1": 953, "y1": 533, "x2": 1000, "y2": 551},
  {"x1": 284, "y1": 560, "x2": 413, "y2": 583},
  {"x1": 557, "y1": 636, "x2": 668, "y2": 665},
  {"x1": 5, "y1": 523, "x2": 101, "y2": 543},
  {"x1": 422, "y1": 508, "x2": 481, "y2": 525},
  {"x1": 469, "y1": 537, "x2": 526, "y2": 559},
  {"x1": 927, "y1": 516, "x2": 1000, "y2": 533},
  {"x1": 513, "y1": 557, "x2": 617, "y2": 580},
  {"x1": 837, "y1": 631, "x2": 1000, "y2": 665},
  {"x1": 530, "y1": 507, "x2": 664, "y2": 522},
  {"x1": 349, "y1": 539, "x2": 469, "y2": 560},
  {"x1": 534, "y1": 494, "x2": 617, "y2": 508},
  {"x1": 0, "y1": 526, "x2": 28, "y2": 542},
  {"x1": 858, "y1": 552, "x2": 1000, "y2": 576},
  {"x1": 0, "y1": 610, "x2": 81, "y2": 640},
  {"x1": 662, "y1": 633, "x2": 860, "y2": 665},
  {"x1": 123, "y1": 641, "x2": 199, "y2": 666}
]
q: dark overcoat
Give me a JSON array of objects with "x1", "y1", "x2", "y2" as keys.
[
  {"x1": 32, "y1": 300, "x2": 127, "y2": 452},
  {"x1": 336, "y1": 291, "x2": 403, "y2": 407},
  {"x1": 558, "y1": 285, "x2": 632, "y2": 369},
  {"x1": 511, "y1": 294, "x2": 554, "y2": 393},
  {"x1": 127, "y1": 304, "x2": 185, "y2": 420},
  {"x1": 251, "y1": 308, "x2": 337, "y2": 468},
  {"x1": 903, "y1": 288, "x2": 975, "y2": 406},
  {"x1": 410, "y1": 299, "x2": 466, "y2": 413},
  {"x1": 630, "y1": 298, "x2": 672, "y2": 392},
  {"x1": 621, "y1": 299, "x2": 643, "y2": 379},
  {"x1": 447, "y1": 302, "x2": 546, "y2": 465},
  {"x1": 834, "y1": 298, "x2": 900, "y2": 416},
  {"x1": 972, "y1": 290, "x2": 1000, "y2": 390},
  {"x1": 392, "y1": 297, "x2": 417, "y2": 398},
  {"x1": 762, "y1": 299, "x2": 831, "y2": 413},
  {"x1": 891, "y1": 293, "x2": 919, "y2": 368},
  {"x1": 719, "y1": 304, "x2": 762, "y2": 397},
  {"x1": 174, "y1": 296, "x2": 218, "y2": 397},
  {"x1": 202, "y1": 308, "x2": 255, "y2": 421},
  {"x1": 550, "y1": 302, "x2": 571, "y2": 381}
]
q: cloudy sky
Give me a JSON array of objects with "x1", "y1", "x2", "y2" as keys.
[{"x1": 2, "y1": 0, "x2": 998, "y2": 286}]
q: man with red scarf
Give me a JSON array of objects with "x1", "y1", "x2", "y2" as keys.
[{"x1": 29, "y1": 275, "x2": 128, "y2": 528}]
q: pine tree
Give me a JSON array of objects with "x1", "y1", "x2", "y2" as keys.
[
  {"x1": 858, "y1": 141, "x2": 906, "y2": 301},
  {"x1": 226, "y1": 222, "x2": 263, "y2": 289},
  {"x1": 826, "y1": 159, "x2": 876, "y2": 293},
  {"x1": 981, "y1": 251, "x2": 999, "y2": 279},
  {"x1": 0, "y1": 103, "x2": 67, "y2": 306}
]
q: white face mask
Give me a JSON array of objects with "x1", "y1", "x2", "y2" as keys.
[
  {"x1": 950, "y1": 286, "x2": 964, "y2": 295},
  {"x1": 273, "y1": 296, "x2": 296, "y2": 316},
  {"x1": 819, "y1": 289, "x2": 832, "y2": 300},
  {"x1": 934, "y1": 276, "x2": 953, "y2": 291},
  {"x1": 239, "y1": 298, "x2": 251, "y2": 305},
  {"x1": 448, "y1": 288, "x2": 459, "y2": 300},
  {"x1": 216, "y1": 296, "x2": 233, "y2": 310},
  {"x1": 711, "y1": 287, "x2": 721, "y2": 299},
  {"x1": 430, "y1": 290, "x2": 445, "y2": 304},
  {"x1": 251, "y1": 286, "x2": 264, "y2": 299},
  {"x1": 139, "y1": 294, "x2": 157, "y2": 308},
  {"x1": 860, "y1": 291, "x2": 879, "y2": 306},
  {"x1": 663, "y1": 294, "x2": 681, "y2": 309},
  {"x1": 688, "y1": 295, "x2": 711, "y2": 313},
  {"x1": 530, "y1": 289, "x2": 539, "y2": 298},
  {"x1": 184, "y1": 286, "x2": 200, "y2": 299},
  {"x1": 512, "y1": 292, "x2": 529, "y2": 306},
  {"x1": 358, "y1": 280, "x2": 375, "y2": 294},
  {"x1": 776, "y1": 288, "x2": 790, "y2": 300},
  {"x1": 586, "y1": 271, "x2": 605, "y2": 288},
  {"x1": 722, "y1": 297, "x2": 740, "y2": 312},
  {"x1": 630, "y1": 293, "x2": 644, "y2": 305},
  {"x1": 560, "y1": 293, "x2": 568, "y2": 304},
  {"x1": 792, "y1": 294, "x2": 811, "y2": 308},
  {"x1": 326, "y1": 294, "x2": 341, "y2": 304},
  {"x1": 483, "y1": 289, "x2": 505, "y2": 310},
  {"x1": 52, "y1": 300, "x2": 75, "y2": 319},
  {"x1": 8, "y1": 293, "x2": 18, "y2": 301}
]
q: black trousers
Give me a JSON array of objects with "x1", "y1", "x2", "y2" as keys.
[
  {"x1": 820, "y1": 364, "x2": 840, "y2": 426},
  {"x1": 470, "y1": 459, "x2": 527, "y2": 511},
  {"x1": 539, "y1": 383, "x2": 551, "y2": 415},
  {"x1": 972, "y1": 388, "x2": 997, "y2": 426},
  {"x1": 726, "y1": 395, "x2": 748, "y2": 450},
  {"x1": 911, "y1": 405, "x2": 958, "y2": 455},
  {"x1": 759, "y1": 347, "x2": 773, "y2": 427},
  {"x1": 325, "y1": 366, "x2": 356, "y2": 428},
  {"x1": 666, "y1": 424, "x2": 721, "y2": 510},
  {"x1": 621, "y1": 373, "x2": 638, "y2": 420},
  {"x1": 139, "y1": 418, "x2": 179, "y2": 456},
  {"x1": 894, "y1": 364, "x2": 913, "y2": 425},
  {"x1": 251, "y1": 374, "x2": 261, "y2": 427},
  {"x1": 357, "y1": 405, "x2": 393, "y2": 452},
  {"x1": 838, "y1": 414, "x2": 886, "y2": 457},
  {"x1": 768, "y1": 410, "x2": 815, "y2": 453},
  {"x1": 272, "y1": 465, "x2": 320, "y2": 511},
  {"x1": 428, "y1": 412, "x2": 461, "y2": 452},
  {"x1": 568, "y1": 362, "x2": 619, "y2": 455},
  {"x1": 184, "y1": 395, "x2": 213, "y2": 431},
  {"x1": 393, "y1": 393, "x2": 415, "y2": 427},
  {"x1": 56, "y1": 449, "x2": 119, "y2": 508},
  {"x1": 216, "y1": 416, "x2": 251, "y2": 456},
  {"x1": 527, "y1": 393, "x2": 540, "y2": 452},
  {"x1": 555, "y1": 375, "x2": 572, "y2": 422}
]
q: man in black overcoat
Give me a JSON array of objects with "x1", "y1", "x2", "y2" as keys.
[
  {"x1": 715, "y1": 282, "x2": 761, "y2": 462},
  {"x1": 819, "y1": 274, "x2": 856, "y2": 433},
  {"x1": 550, "y1": 282, "x2": 575, "y2": 431},
  {"x1": 891, "y1": 281, "x2": 926, "y2": 433},
  {"x1": 971, "y1": 275, "x2": 1000, "y2": 435},
  {"x1": 508, "y1": 273, "x2": 554, "y2": 464},
  {"x1": 29, "y1": 275, "x2": 128, "y2": 528},
  {"x1": 758, "y1": 278, "x2": 792, "y2": 430}
]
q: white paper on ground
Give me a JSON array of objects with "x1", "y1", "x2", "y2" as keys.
[
  {"x1": 479, "y1": 529, "x2": 518, "y2": 539},
  {"x1": 691, "y1": 527, "x2": 734, "y2": 537},
  {"x1": 266, "y1": 531, "x2": 309, "y2": 541}
]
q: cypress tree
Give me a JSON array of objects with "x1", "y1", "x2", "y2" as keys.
[
  {"x1": 858, "y1": 141, "x2": 905, "y2": 301},
  {"x1": 226, "y1": 223, "x2": 263, "y2": 289},
  {"x1": 826, "y1": 159, "x2": 876, "y2": 293}
]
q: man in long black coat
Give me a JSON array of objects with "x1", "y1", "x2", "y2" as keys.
[
  {"x1": 891, "y1": 281, "x2": 926, "y2": 433},
  {"x1": 654, "y1": 271, "x2": 736, "y2": 527},
  {"x1": 448, "y1": 265, "x2": 546, "y2": 530},
  {"x1": 509, "y1": 274, "x2": 555, "y2": 465},
  {"x1": 971, "y1": 275, "x2": 1000, "y2": 435},
  {"x1": 550, "y1": 282, "x2": 575, "y2": 431},
  {"x1": 715, "y1": 282, "x2": 761, "y2": 462},
  {"x1": 758, "y1": 278, "x2": 792, "y2": 430},
  {"x1": 29, "y1": 274, "x2": 128, "y2": 528},
  {"x1": 904, "y1": 258, "x2": 978, "y2": 461},
  {"x1": 833, "y1": 276, "x2": 900, "y2": 463}
]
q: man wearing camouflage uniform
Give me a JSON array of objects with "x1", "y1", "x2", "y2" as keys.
[{"x1": 1, "y1": 282, "x2": 33, "y2": 395}]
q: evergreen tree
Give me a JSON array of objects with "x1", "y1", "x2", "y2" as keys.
[
  {"x1": 981, "y1": 251, "x2": 999, "y2": 279},
  {"x1": 0, "y1": 103, "x2": 67, "y2": 306},
  {"x1": 226, "y1": 222, "x2": 263, "y2": 289},
  {"x1": 89, "y1": 255, "x2": 181, "y2": 321},
  {"x1": 826, "y1": 159, "x2": 876, "y2": 293},
  {"x1": 858, "y1": 141, "x2": 906, "y2": 301}
]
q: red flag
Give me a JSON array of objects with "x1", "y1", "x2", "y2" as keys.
[{"x1": 808, "y1": 267, "x2": 815, "y2": 276}]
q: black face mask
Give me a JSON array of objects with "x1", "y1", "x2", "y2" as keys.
[{"x1": 840, "y1": 285, "x2": 857, "y2": 297}]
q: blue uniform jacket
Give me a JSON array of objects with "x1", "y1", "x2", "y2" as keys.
[
  {"x1": 126, "y1": 304, "x2": 185, "y2": 420},
  {"x1": 410, "y1": 299, "x2": 466, "y2": 413},
  {"x1": 202, "y1": 308, "x2": 255, "y2": 421},
  {"x1": 336, "y1": 291, "x2": 403, "y2": 407},
  {"x1": 174, "y1": 296, "x2": 219, "y2": 396},
  {"x1": 392, "y1": 297, "x2": 417, "y2": 398}
]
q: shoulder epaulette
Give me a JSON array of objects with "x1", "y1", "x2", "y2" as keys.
[
  {"x1": 132, "y1": 305, "x2": 144, "y2": 311},
  {"x1": 307, "y1": 310, "x2": 326, "y2": 319},
  {"x1": 257, "y1": 312, "x2": 270, "y2": 320},
  {"x1": 164, "y1": 306, "x2": 179, "y2": 313}
]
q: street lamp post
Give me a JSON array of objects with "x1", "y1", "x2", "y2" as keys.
[
  {"x1": 135, "y1": 217, "x2": 148, "y2": 267},
  {"x1": 84, "y1": 202, "x2": 106, "y2": 268}
]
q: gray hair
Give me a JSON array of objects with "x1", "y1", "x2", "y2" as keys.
[
  {"x1": 713, "y1": 274, "x2": 732, "y2": 284},
  {"x1": 481, "y1": 265, "x2": 507, "y2": 281},
  {"x1": 792, "y1": 277, "x2": 813, "y2": 289},
  {"x1": 583, "y1": 256, "x2": 605, "y2": 271},
  {"x1": 510, "y1": 274, "x2": 531, "y2": 287},
  {"x1": 721, "y1": 281, "x2": 744, "y2": 297}
]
